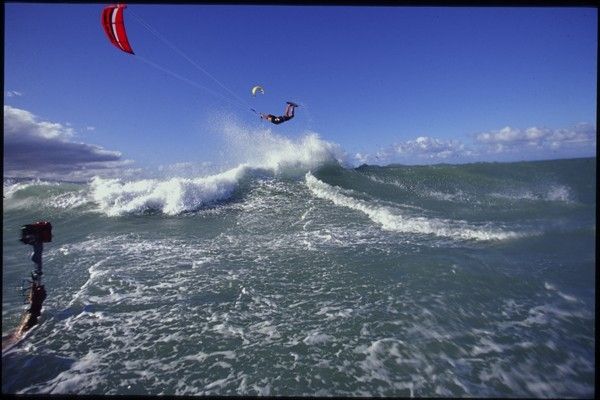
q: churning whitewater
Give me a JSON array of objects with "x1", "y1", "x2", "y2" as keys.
[{"x1": 2, "y1": 127, "x2": 595, "y2": 397}]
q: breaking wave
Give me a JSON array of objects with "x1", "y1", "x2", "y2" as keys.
[
  {"x1": 305, "y1": 172, "x2": 521, "y2": 241},
  {"x1": 90, "y1": 127, "x2": 344, "y2": 216}
]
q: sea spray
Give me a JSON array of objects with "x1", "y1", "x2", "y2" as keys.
[
  {"x1": 220, "y1": 119, "x2": 346, "y2": 173},
  {"x1": 90, "y1": 125, "x2": 345, "y2": 216}
]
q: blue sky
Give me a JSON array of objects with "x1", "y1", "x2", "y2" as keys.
[{"x1": 4, "y1": 4, "x2": 597, "y2": 180}]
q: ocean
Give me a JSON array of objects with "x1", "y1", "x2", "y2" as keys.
[{"x1": 2, "y1": 151, "x2": 595, "y2": 396}]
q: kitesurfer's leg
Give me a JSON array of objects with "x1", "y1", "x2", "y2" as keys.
[{"x1": 284, "y1": 103, "x2": 295, "y2": 118}]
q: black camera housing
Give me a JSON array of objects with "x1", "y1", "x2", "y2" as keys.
[{"x1": 20, "y1": 222, "x2": 52, "y2": 245}]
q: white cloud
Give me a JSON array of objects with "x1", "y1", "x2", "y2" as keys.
[
  {"x1": 5, "y1": 90, "x2": 23, "y2": 97},
  {"x1": 4, "y1": 105, "x2": 134, "y2": 181},
  {"x1": 475, "y1": 123, "x2": 596, "y2": 151},
  {"x1": 394, "y1": 136, "x2": 469, "y2": 159},
  {"x1": 352, "y1": 135, "x2": 474, "y2": 166},
  {"x1": 354, "y1": 152, "x2": 370, "y2": 165},
  {"x1": 4, "y1": 106, "x2": 75, "y2": 140}
]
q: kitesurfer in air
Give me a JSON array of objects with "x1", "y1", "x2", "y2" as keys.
[{"x1": 260, "y1": 102, "x2": 299, "y2": 125}]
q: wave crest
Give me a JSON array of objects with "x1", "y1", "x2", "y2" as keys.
[{"x1": 90, "y1": 165, "x2": 247, "y2": 216}]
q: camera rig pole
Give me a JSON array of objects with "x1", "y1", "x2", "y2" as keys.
[
  {"x1": 19, "y1": 240, "x2": 48, "y2": 334},
  {"x1": 2, "y1": 222, "x2": 51, "y2": 351}
]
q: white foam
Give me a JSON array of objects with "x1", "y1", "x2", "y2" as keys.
[
  {"x1": 557, "y1": 292, "x2": 578, "y2": 303},
  {"x1": 546, "y1": 185, "x2": 572, "y2": 202},
  {"x1": 471, "y1": 337, "x2": 506, "y2": 356},
  {"x1": 302, "y1": 331, "x2": 333, "y2": 345},
  {"x1": 365, "y1": 174, "x2": 473, "y2": 204},
  {"x1": 205, "y1": 376, "x2": 233, "y2": 390},
  {"x1": 47, "y1": 191, "x2": 89, "y2": 209},
  {"x1": 17, "y1": 350, "x2": 106, "y2": 394},
  {"x1": 544, "y1": 282, "x2": 578, "y2": 303},
  {"x1": 316, "y1": 305, "x2": 353, "y2": 319},
  {"x1": 526, "y1": 381, "x2": 556, "y2": 397},
  {"x1": 68, "y1": 257, "x2": 114, "y2": 307},
  {"x1": 353, "y1": 338, "x2": 407, "y2": 385},
  {"x1": 305, "y1": 172, "x2": 520, "y2": 241},
  {"x1": 426, "y1": 189, "x2": 470, "y2": 203},
  {"x1": 183, "y1": 350, "x2": 236, "y2": 363},
  {"x1": 364, "y1": 174, "x2": 407, "y2": 189},
  {"x1": 90, "y1": 165, "x2": 247, "y2": 216},
  {"x1": 489, "y1": 191, "x2": 534, "y2": 202},
  {"x1": 490, "y1": 185, "x2": 573, "y2": 203}
]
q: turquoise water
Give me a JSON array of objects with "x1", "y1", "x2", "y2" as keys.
[{"x1": 2, "y1": 157, "x2": 595, "y2": 396}]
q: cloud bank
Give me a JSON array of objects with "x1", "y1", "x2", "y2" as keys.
[
  {"x1": 4, "y1": 105, "x2": 136, "y2": 181},
  {"x1": 354, "y1": 123, "x2": 596, "y2": 165},
  {"x1": 474, "y1": 124, "x2": 596, "y2": 153}
]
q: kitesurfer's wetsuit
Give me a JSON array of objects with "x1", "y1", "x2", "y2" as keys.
[{"x1": 261, "y1": 102, "x2": 297, "y2": 125}]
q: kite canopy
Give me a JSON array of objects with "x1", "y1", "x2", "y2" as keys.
[
  {"x1": 251, "y1": 85, "x2": 264, "y2": 96},
  {"x1": 102, "y1": 4, "x2": 134, "y2": 54}
]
